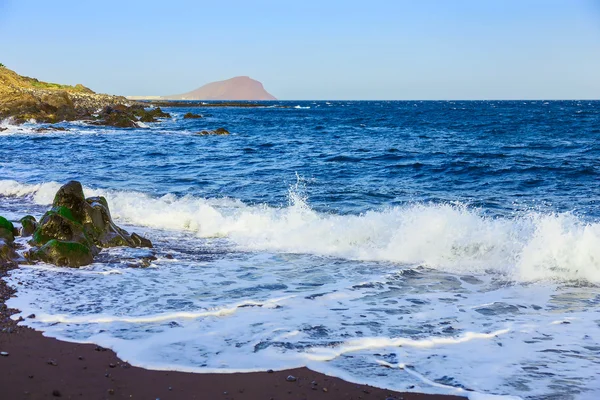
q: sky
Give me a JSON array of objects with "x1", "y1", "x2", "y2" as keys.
[{"x1": 0, "y1": 0, "x2": 599, "y2": 99}]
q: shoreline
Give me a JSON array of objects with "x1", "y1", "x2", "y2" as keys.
[{"x1": 1, "y1": 264, "x2": 465, "y2": 400}]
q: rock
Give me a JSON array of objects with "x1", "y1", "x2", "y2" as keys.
[
  {"x1": 183, "y1": 112, "x2": 202, "y2": 119},
  {"x1": 0, "y1": 351, "x2": 8, "y2": 356},
  {"x1": 32, "y1": 240, "x2": 94, "y2": 267},
  {"x1": 197, "y1": 127, "x2": 229, "y2": 135},
  {"x1": 0, "y1": 216, "x2": 15, "y2": 242},
  {"x1": 148, "y1": 107, "x2": 171, "y2": 118},
  {"x1": 286, "y1": 375, "x2": 297, "y2": 382},
  {"x1": 34, "y1": 126, "x2": 68, "y2": 133},
  {"x1": 96, "y1": 106, "x2": 138, "y2": 128},
  {"x1": 19, "y1": 215, "x2": 38, "y2": 236},
  {"x1": 0, "y1": 66, "x2": 130, "y2": 125},
  {"x1": 27, "y1": 181, "x2": 152, "y2": 267}
]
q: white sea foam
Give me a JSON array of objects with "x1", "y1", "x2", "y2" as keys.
[{"x1": 1, "y1": 179, "x2": 599, "y2": 284}]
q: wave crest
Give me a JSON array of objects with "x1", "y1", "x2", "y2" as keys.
[{"x1": 1, "y1": 179, "x2": 599, "y2": 283}]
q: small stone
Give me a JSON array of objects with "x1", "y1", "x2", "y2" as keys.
[
  {"x1": 47, "y1": 359, "x2": 58, "y2": 366},
  {"x1": 28, "y1": 375, "x2": 34, "y2": 379},
  {"x1": 0, "y1": 351, "x2": 8, "y2": 357},
  {"x1": 286, "y1": 375, "x2": 297, "y2": 382},
  {"x1": 78, "y1": 356, "x2": 84, "y2": 360},
  {"x1": 168, "y1": 387, "x2": 172, "y2": 391},
  {"x1": 109, "y1": 363, "x2": 116, "y2": 368},
  {"x1": 27, "y1": 314, "x2": 36, "y2": 319},
  {"x1": 267, "y1": 369, "x2": 274, "y2": 373},
  {"x1": 52, "y1": 389, "x2": 61, "y2": 397},
  {"x1": 323, "y1": 388, "x2": 328, "y2": 393},
  {"x1": 108, "y1": 389, "x2": 115, "y2": 395}
]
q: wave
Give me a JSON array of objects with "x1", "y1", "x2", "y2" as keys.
[{"x1": 1, "y1": 179, "x2": 599, "y2": 283}]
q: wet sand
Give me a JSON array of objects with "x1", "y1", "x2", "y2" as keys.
[{"x1": 1, "y1": 265, "x2": 465, "y2": 400}]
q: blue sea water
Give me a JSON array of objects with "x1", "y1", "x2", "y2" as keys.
[{"x1": 1, "y1": 101, "x2": 600, "y2": 399}]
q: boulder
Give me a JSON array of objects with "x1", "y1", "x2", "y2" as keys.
[
  {"x1": 0, "y1": 216, "x2": 19, "y2": 268},
  {"x1": 183, "y1": 112, "x2": 202, "y2": 119},
  {"x1": 19, "y1": 215, "x2": 38, "y2": 237},
  {"x1": 0, "y1": 216, "x2": 15, "y2": 242},
  {"x1": 197, "y1": 127, "x2": 229, "y2": 135},
  {"x1": 28, "y1": 181, "x2": 152, "y2": 267},
  {"x1": 31, "y1": 239, "x2": 94, "y2": 268},
  {"x1": 0, "y1": 238, "x2": 19, "y2": 268}
]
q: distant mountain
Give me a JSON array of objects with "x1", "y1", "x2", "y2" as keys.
[{"x1": 164, "y1": 76, "x2": 276, "y2": 101}]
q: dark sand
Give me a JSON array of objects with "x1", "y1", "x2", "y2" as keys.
[{"x1": 1, "y1": 265, "x2": 465, "y2": 400}]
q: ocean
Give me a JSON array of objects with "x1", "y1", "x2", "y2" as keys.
[{"x1": 1, "y1": 100, "x2": 599, "y2": 399}]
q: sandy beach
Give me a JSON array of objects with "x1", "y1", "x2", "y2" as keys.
[{"x1": 1, "y1": 265, "x2": 465, "y2": 400}]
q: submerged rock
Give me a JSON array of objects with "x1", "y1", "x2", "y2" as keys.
[
  {"x1": 27, "y1": 181, "x2": 152, "y2": 267},
  {"x1": 183, "y1": 112, "x2": 202, "y2": 119},
  {"x1": 197, "y1": 127, "x2": 229, "y2": 135}
]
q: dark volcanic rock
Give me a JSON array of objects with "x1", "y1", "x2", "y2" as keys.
[
  {"x1": 183, "y1": 112, "x2": 202, "y2": 119},
  {"x1": 94, "y1": 105, "x2": 171, "y2": 127},
  {"x1": 27, "y1": 181, "x2": 152, "y2": 267},
  {"x1": 31, "y1": 240, "x2": 94, "y2": 268},
  {"x1": 0, "y1": 217, "x2": 19, "y2": 268},
  {"x1": 197, "y1": 127, "x2": 229, "y2": 135},
  {"x1": 19, "y1": 216, "x2": 38, "y2": 237}
]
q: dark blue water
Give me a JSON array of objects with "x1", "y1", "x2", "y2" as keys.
[
  {"x1": 2, "y1": 100, "x2": 599, "y2": 218},
  {"x1": 2, "y1": 101, "x2": 600, "y2": 399}
]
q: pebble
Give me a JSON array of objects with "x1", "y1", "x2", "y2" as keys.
[
  {"x1": 109, "y1": 363, "x2": 116, "y2": 368},
  {"x1": 47, "y1": 359, "x2": 58, "y2": 366},
  {"x1": 52, "y1": 389, "x2": 61, "y2": 397},
  {"x1": 286, "y1": 375, "x2": 297, "y2": 382},
  {"x1": 27, "y1": 314, "x2": 35, "y2": 319},
  {"x1": 0, "y1": 351, "x2": 8, "y2": 357},
  {"x1": 267, "y1": 369, "x2": 274, "y2": 373},
  {"x1": 108, "y1": 389, "x2": 115, "y2": 395},
  {"x1": 323, "y1": 388, "x2": 328, "y2": 392}
]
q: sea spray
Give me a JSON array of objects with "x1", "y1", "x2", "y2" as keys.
[{"x1": 2, "y1": 179, "x2": 599, "y2": 284}]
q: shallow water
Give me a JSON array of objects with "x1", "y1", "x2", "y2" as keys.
[{"x1": 1, "y1": 101, "x2": 599, "y2": 399}]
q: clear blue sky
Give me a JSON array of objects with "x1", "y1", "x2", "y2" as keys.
[{"x1": 1, "y1": 0, "x2": 599, "y2": 99}]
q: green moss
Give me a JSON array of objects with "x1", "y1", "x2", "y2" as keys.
[
  {"x1": 45, "y1": 239, "x2": 90, "y2": 255},
  {"x1": 34, "y1": 239, "x2": 93, "y2": 267},
  {"x1": 0, "y1": 216, "x2": 14, "y2": 232},
  {"x1": 32, "y1": 228, "x2": 51, "y2": 245},
  {"x1": 52, "y1": 206, "x2": 79, "y2": 223}
]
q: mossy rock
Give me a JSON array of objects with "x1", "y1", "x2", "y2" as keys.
[
  {"x1": 52, "y1": 181, "x2": 86, "y2": 223},
  {"x1": 31, "y1": 239, "x2": 94, "y2": 267},
  {"x1": 32, "y1": 212, "x2": 95, "y2": 255},
  {"x1": 0, "y1": 216, "x2": 14, "y2": 233},
  {"x1": 19, "y1": 215, "x2": 38, "y2": 237},
  {"x1": 0, "y1": 216, "x2": 15, "y2": 242},
  {"x1": 0, "y1": 238, "x2": 19, "y2": 268}
]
